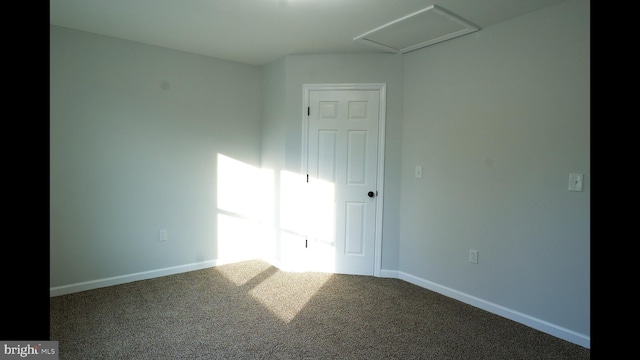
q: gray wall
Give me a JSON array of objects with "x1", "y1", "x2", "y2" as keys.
[
  {"x1": 400, "y1": 0, "x2": 589, "y2": 341},
  {"x1": 50, "y1": 0, "x2": 589, "y2": 347},
  {"x1": 50, "y1": 26, "x2": 263, "y2": 287}
]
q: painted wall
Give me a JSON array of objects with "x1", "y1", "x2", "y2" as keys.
[
  {"x1": 399, "y1": 0, "x2": 589, "y2": 342},
  {"x1": 50, "y1": 26, "x2": 263, "y2": 287}
]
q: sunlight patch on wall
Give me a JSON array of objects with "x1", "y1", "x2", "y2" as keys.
[
  {"x1": 217, "y1": 153, "x2": 273, "y2": 220},
  {"x1": 305, "y1": 177, "x2": 335, "y2": 242},
  {"x1": 216, "y1": 154, "x2": 336, "y2": 273},
  {"x1": 217, "y1": 154, "x2": 274, "y2": 263},
  {"x1": 279, "y1": 170, "x2": 336, "y2": 272},
  {"x1": 278, "y1": 170, "x2": 309, "y2": 271},
  {"x1": 279, "y1": 170, "x2": 308, "y2": 236},
  {"x1": 304, "y1": 176, "x2": 336, "y2": 273}
]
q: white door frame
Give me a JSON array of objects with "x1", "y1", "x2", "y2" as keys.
[{"x1": 302, "y1": 83, "x2": 386, "y2": 277}]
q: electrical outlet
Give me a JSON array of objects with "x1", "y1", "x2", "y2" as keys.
[
  {"x1": 159, "y1": 229, "x2": 168, "y2": 241},
  {"x1": 469, "y1": 249, "x2": 478, "y2": 264}
]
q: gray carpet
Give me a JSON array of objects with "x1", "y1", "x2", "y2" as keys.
[{"x1": 50, "y1": 259, "x2": 590, "y2": 359}]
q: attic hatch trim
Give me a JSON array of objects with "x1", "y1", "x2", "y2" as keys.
[{"x1": 353, "y1": 5, "x2": 480, "y2": 54}]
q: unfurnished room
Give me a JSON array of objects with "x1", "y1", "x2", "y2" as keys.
[{"x1": 44, "y1": 0, "x2": 589, "y2": 358}]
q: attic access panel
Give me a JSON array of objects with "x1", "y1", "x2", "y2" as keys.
[{"x1": 354, "y1": 5, "x2": 479, "y2": 53}]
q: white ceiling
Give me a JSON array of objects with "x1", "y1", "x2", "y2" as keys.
[{"x1": 49, "y1": 0, "x2": 571, "y2": 66}]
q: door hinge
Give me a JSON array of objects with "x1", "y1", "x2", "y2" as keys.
[
  {"x1": 305, "y1": 238, "x2": 308, "y2": 248},
  {"x1": 306, "y1": 174, "x2": 309, "y2": 183},
  {"x1": 307, "y1": 106, "x2": 310, "y2": 116}
]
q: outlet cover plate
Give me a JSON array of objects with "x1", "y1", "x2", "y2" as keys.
[{"x1": 469, "y1": 249, "x2": 478, "y2": 264}]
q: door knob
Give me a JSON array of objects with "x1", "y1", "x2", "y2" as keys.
[{"x1": 368, "y1": 191, "x2": 375, "y2": 198}]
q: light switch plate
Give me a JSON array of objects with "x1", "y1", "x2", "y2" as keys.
[
  {"x1": 568, "y1": 173, "x2": 583, "y2": 192},
  {"x1": 415, "y1": 165, "x2": 423, "y2": 179}
]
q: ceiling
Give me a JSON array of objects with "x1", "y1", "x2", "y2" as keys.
[{"x1": 49, "y1": 0, "x2": 571, "y2": 66}]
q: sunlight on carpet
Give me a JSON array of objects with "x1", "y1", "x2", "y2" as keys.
[
  {"x1": 215, "y1": 259, "x2": 274, "y2": 286},
  {"x1": 250, "y1": 270, "x2": 331, "y2": 323},
  {"x1": 216, "y1": 260, "x2": 331, "y2": 323}
]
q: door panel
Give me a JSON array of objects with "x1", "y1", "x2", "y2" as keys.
[
  {"x1": 345, "y1": 202, "x2": 365, "y2": 255},
  {"x1": 317, "y1": 130, "x2": 337, "y2": 182},
  {"x1": 347, "y1": 131, "x2": 367, "y2": 184},
  {"x1": 306, "y1": 88, "x2": 380, "y2": 275}
]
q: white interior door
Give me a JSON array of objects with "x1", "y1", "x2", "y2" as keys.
[{"x1": 303, "y1": 84, "x2": 385, "y2": 276}]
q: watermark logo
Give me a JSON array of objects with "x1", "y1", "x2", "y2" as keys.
[{"x1": 0, "y1": 342, "x2": 58, "y2": 359}]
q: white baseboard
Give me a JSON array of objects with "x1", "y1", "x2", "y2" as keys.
[
  {"x1": 50, "y1": 259, "x2": 226, "y2": 297},
  {"x1": 49, "y1": 256, "x2": 287, "y2": 297},
  {"x1": 379, "y1": 268, "x2": 590, "y2": 349},
  {"x1": 379, "y1": 269, "x2": 400, "y2": 278}
]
